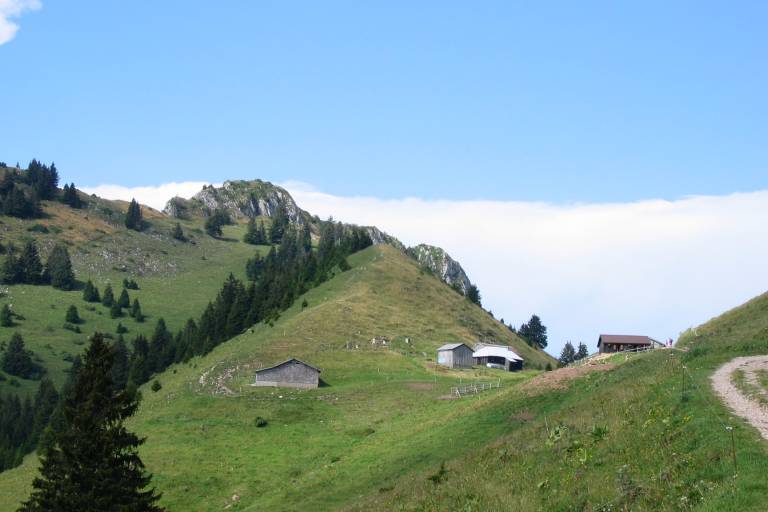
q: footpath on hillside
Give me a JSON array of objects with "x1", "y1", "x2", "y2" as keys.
[{"x1": 711, "y1": 355, "x2": 768, "y2": 440}]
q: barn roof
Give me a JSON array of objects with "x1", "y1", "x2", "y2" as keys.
[
  {"x1": 437, "y1": 343, "x2": 471, "y2": 351},
  {"x1": 255, "y1": 358, "x2": 321, "y2": 374},
  {"x1": 472, "y1": 345, "x2": 523, "y2": 362},
  {"x1": 597, "y1": 335, "x2": 658, "y2": 347}
]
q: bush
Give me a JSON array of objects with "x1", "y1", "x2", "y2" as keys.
[
  {"x1": 26, "y1": 224, "x2": 49, "y2": 233},
  {"x1": 254, "y1": 416, "x2": 268, "y2": 428},
  {"x1": 116, "y1": 322, "x2": 128, "y2": 334},
  {"x1": 65, "y1": 305, "x2": 80, "y2": 324},
  {"x1": 63, "y1": 323, "x2": 81, "y2": 333},
  {"x1": 151, "y1": 380, "x2": 162, "y2": 392}
]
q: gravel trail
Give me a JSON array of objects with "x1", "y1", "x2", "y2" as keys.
[{"x1": 711, "y1": 355, "x2": 768, "y2": 440}]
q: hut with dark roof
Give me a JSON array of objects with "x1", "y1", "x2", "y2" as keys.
[
  {"x1": 597, "y1": 334, "x2": 662, "y2": 354},
  {"x1": 436, "y1": 343, "x2": 474, "y2": 368},
  {"x1": 253, "y1": 358, "x2": 321, "y2": 389}
]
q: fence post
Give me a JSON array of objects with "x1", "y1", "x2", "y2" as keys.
[{"x1": 727, "y1": 426, "x2": 737, "y2": 475}]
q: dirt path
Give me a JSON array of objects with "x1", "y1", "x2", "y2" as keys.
[{"x1": 711, "y1": 355, "x2": 768, "y2": 440}]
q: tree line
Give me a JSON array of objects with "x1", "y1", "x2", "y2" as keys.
[
  {"x1": 0, "y1": 160, "x2": 85, "y2": 219},
  {"x1": 1, "y1": 241, "x2": 76, "y2": 290}
]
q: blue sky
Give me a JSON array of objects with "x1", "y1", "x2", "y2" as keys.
[
  {"x1": 3, "y1": 2, "x2": 768, "y2": 355},
  {"x1": 2, "y1": 1, "x2": 767, "y2": 201}
]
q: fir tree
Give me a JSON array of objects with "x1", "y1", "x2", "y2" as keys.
[
  {"x1": 1, "y1": 244, "x2": 22, "y2": 284},
  {"x1": 61, "y1": 183, "x2": 83, "y2": 209},
  {"x1": 45, "y1": 244, "x2": 75, "y2": 290},
  {"x1": 118, "y1": 288, "x2": 130, "y2": 308},
  {"x1": 269, "y1": 203, "x2": 289, "y2": 243},
  {"x1": 519, "y1": 315, "x2": 548, "y2": 349},
  {"x1": 30, "y1": 378, "x2": 59, "y2": 447},
  {"x1": 147, "y1": 319, "x2": 172, "y2": 373},
  {"x1": 130, "y1": 299, "x2": 144, "y2": 322},
  {"x1": 65, "y1": 305, "x2": 80, "y2": 324},
  {"x1": 110, "y1": 302, "x2": 122, "y2": 319},
  {"x1": 111, "y1": 337, "x2": 130, "y2": 391},
  {"x1": 558, "y1": 341, "x2": 577, "y2": 366},
  {"x1": 466, "y1": 285, "x2": 482, "y2": 307},
  {"x1": 204, "y1": 210, "x2": 231, "y2": 238},
  {"x1": 171, "y1": 223, "x2": 185, "y2": 242},
  {"x1": 243, "y1": 218, "x2": 265, "y2": 245},
  {"x1": 18, "y1": 333, "x2": 164, "y2": 512},
  {"x1": 82, "y1": 280, "x2": 100, "y2": 302},
  {"x1": 576, "y1": 342, "x2": 589, "y2": 361},
  {"x1": 101, "y1": 284, "x2": 114, "y2": 307},
  {"x1": 1, "y1": 333, "x2": 42, "y2": 379},
  {"x1": 0, "y1": 304, "x2": 13, "y2": 327},
  {"x1": 19, "y1": 241, "x2": 44, "y2": 284},
  {"x1": 125, "y1": 199, "x2": 144, "y2": 231}
]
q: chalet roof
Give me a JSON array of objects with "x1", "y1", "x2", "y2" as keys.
[
  {"x1": 437, "y1": 343, "x2": 471, "y2": 351},
  {"x1": 255, "y1": 358, "x2": 321, "y2": 374},
  {"x1": 597, "y1": 335, "x2": 658, "y2": 347},
  {"x1": 472, "y1": 345, "x2": 523, "y2": 362}
]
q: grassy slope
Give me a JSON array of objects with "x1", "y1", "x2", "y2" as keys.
[
  {"x1": 0, "y1": 199, "x2": 258, "y2": 396},
  {"x1": 346, "y1": 293, "x2": 768, "y2": 511},
  {"x1": 0, "y1": 244, "x2": 553, "y2": 511}
]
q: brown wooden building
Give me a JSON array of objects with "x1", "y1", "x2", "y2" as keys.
[{"x1": 597, "y1": 334, "x2": 662, "y2": 354}]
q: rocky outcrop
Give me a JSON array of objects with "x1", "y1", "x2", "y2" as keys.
[
  {"x1": 162, "y1": 179, "x2": 472, "y2": 291},
  {"x1": 163, "y1": 180, "x2": 307, "y2": 224},
  {"x1": 406, "y1": 244, "x2": 472, "y2": 295}
]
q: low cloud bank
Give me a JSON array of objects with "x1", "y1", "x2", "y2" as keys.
[{"x1": 83, "y1": 178, "x2": 768, "y2": 356}]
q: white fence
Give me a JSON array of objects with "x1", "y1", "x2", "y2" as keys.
[{"x1": 451, "y1": 380, "x2": 501, "y2": 398}]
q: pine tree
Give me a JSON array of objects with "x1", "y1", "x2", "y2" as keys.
[
  {"x1": 65, "y1": 305, "x2": 80, "y2": 324},
  {"x1": 19, "y1": 241, "x2": 44, "y2": 284},
  {"x1": 18, "y1": 333, "x2": 164, "y2": 512},
  {"x1": 558, "y1": 341, "x2": 577, "y2": 366},
  {"x1": 1, "y1": 333, "x2": 42, "y2": 379},
  {"x1": 466, "y1": 285, "x2": 482, "y2": 307},
  {"x1": 243, "y1": 217, "x2": 258, "y2": 244},
  {"x1": 0, "y1": 304, "x2": 13, "y2": 327},
  {"x1": 102, "y1": 284, "x2": 114, "y2": 307},
  {"x1": 519, "y1": 315, "x2": 548, "y2": 349},
  {"x1": 82, "y1": 280, "x2": 100, "y2": 302},
  {"x1": 171, "y1": 223, "x2": 185, "y2": 242},
  {"x1": 125, "y1": 199, "x2": 144, "y2": 231},
  {"x1": 576, "y1": 342, "x2": 589, "y2": 361},
  {"x1": 110, "y1": 302, "x2": 122, "y2": 319},
  {"x1": 269, "y1": 204, "x2": 289, "y2": 244},
  {"x1": 130, "y1": 299, "x2": 144, "y2": 322},
  {"x1": 111, "y1": 337, "x2": 130, "y2": 391},
  {"x1": 147, "y1": 319, "x2": 172, "y2": 373},
  {"x1": 45, "y1": 244, "x2": 75, "y2": 290},
  {"x1": 61, "y1": 183, "x2": 83, "y2": 209},
  {"x1": 30, "y1": 378, "x2": 59, "y2": 447},
  {"x1": 118, "y1": 288, "x2": 130, "y2": 308},
  {"x1": 1, "y1": 244, "x2": 22, "y2": 284}
]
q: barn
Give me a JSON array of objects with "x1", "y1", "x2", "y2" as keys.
[
  {"x1": 252, "y1": 358, "x2": 321, "y2": 389},
  {"x1": 436, "y1": 343, "x2": 474, "y2": 368},
  {"x1": 472, "y1": 343, "x2": 524, "y2": 371},
  {"x1": 597, "y1": 334, "x2": 663, "y2": 354}
]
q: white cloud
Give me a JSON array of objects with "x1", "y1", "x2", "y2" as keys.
[
  {"x1": 82, "y1": 179, "x2": 768, "y2": 357},
  {"x1": 80, "y1": 181, "x2": 217, "y2": 211},
  {"x1": 0, "y1": 0, "x2": 41, "y2": 45}
]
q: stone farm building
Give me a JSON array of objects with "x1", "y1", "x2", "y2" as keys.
[
  {"x1": 253, "y1": 358, "x2": 321, "y2": 389},
  {"x1": 597, "y1": 334, "x2": 663, "y2": 354},
  {"x1": 436, "y1": 343, "x2": 474, "y2": 368},
  {"x1": 472, "y1": 343, "x2": 524, "y2": 371}
]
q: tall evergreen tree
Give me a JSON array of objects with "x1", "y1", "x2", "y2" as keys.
[
  {"x1": 111, "y1": 337, "x2": 130, "y2": 391},
  {"x1": 1, "y1": 244, "x2": 22, "y2": 284},
  {"x1": 130, "y1": 299, "x2": 144, "y2": 322},
  {"x1": 101, "y1": 284, "x2": 115, "y2": 307},
  {"x1": 19, "y1": 241, "x2": 44, "y2": 284},
  {"x1": 519, "y1": 315, "x2": 548, "y2": 349},
  {"x1": 124, "y1": 199, "x2": 143, "y2": 231},
  {"x1": 61, "y1": 183, "x2": 83, "y2": 209},
  {"x1": 19, "y1": 333, "x2": 164, "y2": 512},
  {"x1": 576, "y1": 342, "x2": 589, "y2": 361},
  {"x1": 45, "y1": 244, "x2": 75, "y2": 290},
  {"x1": 268, "y1": 203, "x2": 289, "y2": 243},
  {"x1": 558, "y1": 341, "x2": 577, "y2": 366},
  {"x1": 466, "y1": 285, "x2": 482, "y2": 307},
  {"x1": 82, "y1": 280, "x2": 100, "y2": 302},
  {"x1": 170, "y1": 223, "x2": 185, "y2": 242},
  {"x1": 118, "y1": 288, "x2": 130, "y2": 308},
  {"x1": 0, "y1": 304, "x2": 13, "y2": 327},
  {"x1": 243, "y1": 217, "x2": 264, "y2": 245},
  {"x1": 65, "y1": 305, "x2": 80, "y2": 324},
  {"x1": 1, "y1": 333, "x2": 42, "y2": 379},
  {"x1": 30, "y1": 378, "x2": 59, "y2": 447}
]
